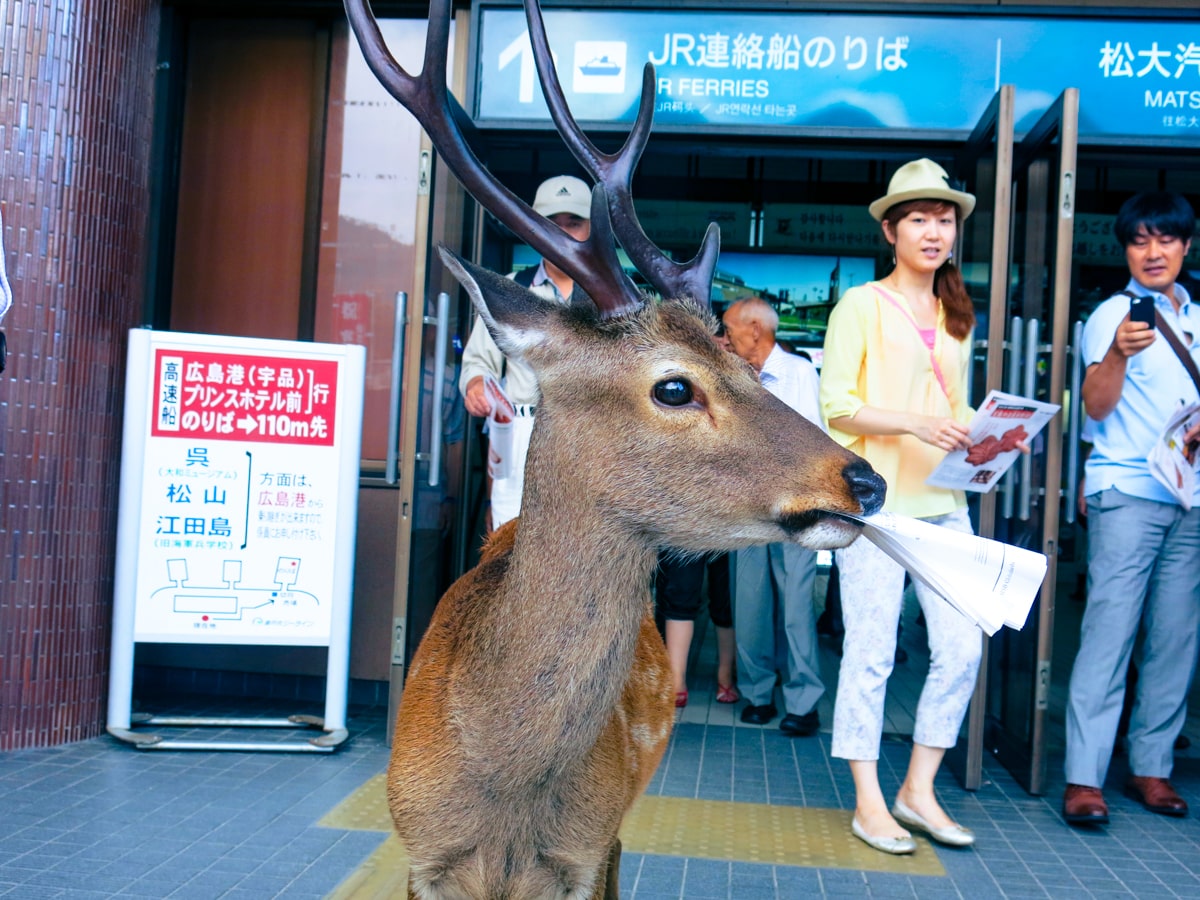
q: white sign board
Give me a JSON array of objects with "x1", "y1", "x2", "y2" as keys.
[{"x1": 114, "y1": 330, "x2": 365, "y2": 647}]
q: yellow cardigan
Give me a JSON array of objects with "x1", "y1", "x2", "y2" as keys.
[{"x1": 819, "y1": 282, "x2": 973, "y2": 518}]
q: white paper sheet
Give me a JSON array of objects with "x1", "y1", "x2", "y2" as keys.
[
  {"x1": 840, "y1": 511, "x2": 1048, "y2": 636},
  {"x1": 483, "y1": 374, "x2": 516, "y2": 480},
  {"x1": 1147, "y1": 402, "x2": 1200, "y2": 511}
]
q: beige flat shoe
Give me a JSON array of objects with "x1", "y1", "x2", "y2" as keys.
[
  {"x1": 892, "y1": 798, "x2": 975, "y2": 847},
  {"x1": 851, "y1": 817, "x2": 917, "y2": 855}
]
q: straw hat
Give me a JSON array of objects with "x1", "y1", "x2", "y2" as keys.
[
  {"x1": 532, "y1": 175, "x2": 592, "y2": 220},
  {"x1": 868, "y1": 158, "x2": 976, "y2": 222}
]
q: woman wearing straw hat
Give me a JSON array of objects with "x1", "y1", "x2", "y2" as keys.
[{"x1": 819, "y1": 159, "x2": 981, "y2": 855}]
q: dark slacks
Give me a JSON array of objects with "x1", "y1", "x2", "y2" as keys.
[{"x1": 654, "y1": 553, "x2": 732, "y2": 629}]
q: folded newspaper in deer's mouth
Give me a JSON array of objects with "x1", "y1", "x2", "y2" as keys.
[{"x1": 839, "y1": 512, "x2": 1048, "y2": 636}]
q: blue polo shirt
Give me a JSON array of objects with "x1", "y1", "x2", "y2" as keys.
[{"x1": 1082, "y1": 279, "x2": 1200, "y2": 506}]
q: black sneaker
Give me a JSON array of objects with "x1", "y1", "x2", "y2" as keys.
[{"x1": 780, "y1": 710, "x2": 820, "y2": 737}]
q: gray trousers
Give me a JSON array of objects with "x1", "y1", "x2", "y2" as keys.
[
  {"x1": 733, "y1": 543, "x2": 823, "y2": 715},
  {"x1": 1066, "y1": 488, "x2": 1200, "y2": 787}
]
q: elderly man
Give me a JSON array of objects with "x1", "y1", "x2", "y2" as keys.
[
  {"x1": 722, "y1": 297, "x2": 825, "y2": 736},
  {"x1": 459, "y1": 175, "x2": 591, "y2": 530}
]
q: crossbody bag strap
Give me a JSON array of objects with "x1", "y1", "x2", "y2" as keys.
[
  {"x1": 871, "y1": 283, "x2": 950, "y2": 399},
  {"x1": 1154, "y1": 309, "x2": 1200, "y2": 396},
  {"x1": 1119, "y1": 290, "x2": 1200, "y2": 396}
]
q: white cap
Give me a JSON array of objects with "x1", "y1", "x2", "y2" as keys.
[{"x1": 532, "y1": 175, "x2": 592, "y2": 220}]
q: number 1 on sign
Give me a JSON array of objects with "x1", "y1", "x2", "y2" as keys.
[{"x1": 498, "y1": 30, "x2": 558, "y2": 104}]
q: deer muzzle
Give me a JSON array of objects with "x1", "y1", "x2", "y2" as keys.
[
  {"x1": 774, "y1": 457, "x2": 886, "y2": 550},
  {"x1": 842, "y1": 459, "x2": 886, "y2": 516}
]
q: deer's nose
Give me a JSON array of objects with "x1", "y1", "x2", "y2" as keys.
[{"x1": 843, "y1": 459, "x2": 886, "y2": 516}]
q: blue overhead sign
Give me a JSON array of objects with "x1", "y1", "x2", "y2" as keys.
[{"x1": 474, "y1": 7, "x2": 1200, "y2": 140}]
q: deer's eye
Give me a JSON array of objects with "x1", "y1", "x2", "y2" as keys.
[{"x1": 653, "y1": 378, "x2": 694, "y2": 407}]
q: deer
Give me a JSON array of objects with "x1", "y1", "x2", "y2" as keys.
[{"x1": 344, "y1": 1, "x2": 887, "y2": 897}]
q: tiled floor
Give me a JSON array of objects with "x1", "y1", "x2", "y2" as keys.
[
  {"x1": 3, "y1": 582, "x2": 1200, "y2": 898},
  {"x1": 0, "y1": 711, "x2": 390, "y2": 899}
]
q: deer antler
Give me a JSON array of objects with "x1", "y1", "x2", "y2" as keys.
[
  {"x1": 522, "y1": 1, "x2": 720, "y2": 307},
  {"x1": 343, "y1": 0, "x2": 641, "y2": 318}
]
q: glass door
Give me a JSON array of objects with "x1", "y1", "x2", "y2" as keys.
[
  {"x1": 952, "y1": 85, "x2": 1016, "y2": 791},
  {"x1": 981, "y1": 89, "x2": 1079, "y2": 795},
  {"x1": 315, "y1": 17, "x2": 470, "y2": 738}
]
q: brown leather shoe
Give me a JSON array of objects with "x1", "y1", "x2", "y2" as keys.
[
  {"x1": 1125, "y1": 776, "x2": 1188, "y2": 817},
  {"x1": 1063, "y1": 784, "x2": 1109, "y2": 825}
]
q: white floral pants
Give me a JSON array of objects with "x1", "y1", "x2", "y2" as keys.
[{"x1": 831, "y1": 506, "x2": 983, "y2": 761}]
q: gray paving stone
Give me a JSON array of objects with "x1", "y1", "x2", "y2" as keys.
[{"x1": 4, "y1": 699, "x2": 1200, "y2": 900}]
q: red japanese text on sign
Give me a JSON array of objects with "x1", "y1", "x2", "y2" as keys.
[{"x1": 151, "y1": 349, "x2": 339, "y2": 446}]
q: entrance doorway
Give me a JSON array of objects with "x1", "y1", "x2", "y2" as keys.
[
  {"x1": 469, "y1": 86, "x2": 1198, "y2": 800},
  {"x1": 148, "y1": 11, "x2": 475, "y2": 738},
  {"x1": 956, "y1": 88, "x2": 1081, "y2": 795},
  {"x1": 152, "y1": 7, "x2": 1200, "y2": 779}
]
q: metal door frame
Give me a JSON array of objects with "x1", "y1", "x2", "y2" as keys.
[
  {"x1": 953, "y1": 85, "x2": 1015, "y2": 791},
  {"x1": 982, "y1": 89, "x2": 1079, "y2": 795},
  {"x1": 385, "y1": 9, "x2": 474, "y2": 743}
]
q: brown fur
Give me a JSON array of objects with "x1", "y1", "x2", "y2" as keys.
[
  {"x1": 388, "y1": 294, "x2": 882, "y2": 899},
  {"x1": 344, "y1": 2, "x2": 883, "y2": 893},
  {"x1": 391, "y1": 522, "x2": 672, "y2": 899}
]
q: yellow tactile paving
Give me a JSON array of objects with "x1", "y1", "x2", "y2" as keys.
[
  {"x1": 318, "y1": 773, "x2": 392, "y2": 831},
  {"x1": 320, "y1": 774, "x2": 946, "y2": 889},
  {"x1": 620, "y1": 795, "x2": 944, "y2": 875},
  {"x1": 327, "y1": 834, "x2": 409, "y2": 900}
]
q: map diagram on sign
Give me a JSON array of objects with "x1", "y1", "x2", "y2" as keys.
[{"x1": 147, "y1": 556, "x2": 320, "y2": 626}]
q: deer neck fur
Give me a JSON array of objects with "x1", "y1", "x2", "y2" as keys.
[{"x1": 454, "y1": 412, "x2": 661, "y2": 783}]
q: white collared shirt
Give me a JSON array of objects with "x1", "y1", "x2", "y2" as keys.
[
  {"x1": 758, "y1": 343, "x2": 823, "y2": 428},
  {"x1": 1082, "y1": 278, "x2": 1200, "y2": 505}
]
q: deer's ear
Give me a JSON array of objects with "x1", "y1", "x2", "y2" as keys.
[{"x1": 438, "y1": 246, "x2": 558, "y2": 359}]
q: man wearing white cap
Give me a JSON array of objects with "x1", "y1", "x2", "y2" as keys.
[{"x1": 459, "y1": 174, "x2": 592, "y2": 530}]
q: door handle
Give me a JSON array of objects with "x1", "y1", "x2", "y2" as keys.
[
  {"x1": 1001, "y1": 315, "x2": 1023, "y2": 520},
  {"x1": 1064, "y1": 320, "x2": 1084, "y2": 526},
  {"x1": 386, "y1": 291, "x2": 407, "y2": 486},
  {"x1": 426, "y1": 292, "x2": 450, "y2": 488},
  {"x1": 1019, "y1": 317, "x2": 1040, "y2": 521}
]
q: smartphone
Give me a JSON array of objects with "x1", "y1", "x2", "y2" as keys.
[{"x1": 1129, "y1": 296, "x2": 1156, "y2": 328}]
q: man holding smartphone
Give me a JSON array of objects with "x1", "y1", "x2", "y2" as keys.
[{"x1": 1063, "y1": 191, "x2": 1200, "y2": 826}]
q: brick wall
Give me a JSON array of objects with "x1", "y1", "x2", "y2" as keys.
[{"x1": 0, "y1": 0, "x2": 158, "y2": 750}]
